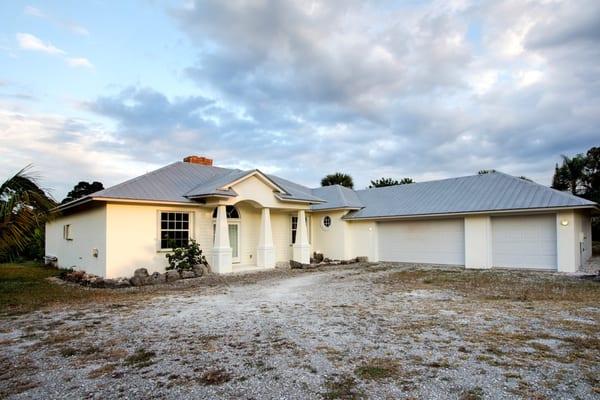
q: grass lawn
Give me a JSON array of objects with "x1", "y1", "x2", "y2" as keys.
[{"x1": 0, "y1": 262, "x2": 135, "y2": 316}]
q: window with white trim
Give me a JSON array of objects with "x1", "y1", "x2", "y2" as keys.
[
  {"x1": 160, "y1": 212, "x2": 190, "y2": 249},
  {"x1": 322, "y1": 216, "x2": 332, "y2": 229},
  {"x1": 290, "y1": 215, "x2": 311, "y2": 244},
  {"x1": 63, "y1": 224, "x2": 72, "y2": 240}
]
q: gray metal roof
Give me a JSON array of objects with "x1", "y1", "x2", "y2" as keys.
[
  {"x1": 61, "y1": 163, "x2": 595, "y2": 216},
  {"x1": 64, "y1": 162, "x2": 324, "y2": 207},
  {"x1": 310, "y1": 185, "x2": 364, "y2": 210},
  {"x1": 268, "y1": 175, "x2": 325, "y2": 203},
  {"x1": 343, "y1": 171, "x2": 596, "y2": 219}
]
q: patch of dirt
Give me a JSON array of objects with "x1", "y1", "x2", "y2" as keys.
[{"x1": 1, "y1": 262, "x2": 599, "y2": 399}]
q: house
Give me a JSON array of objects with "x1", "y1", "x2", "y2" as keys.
[{"x1": 46, "y1": 155, "x2": 597, "y2": 278}]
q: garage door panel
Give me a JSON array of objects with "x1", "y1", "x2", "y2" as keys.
[
  {"x1": 378, "y1": 219, "x2": 465, "y2": 265},
  {"x1": 492, "y1": 215, "x2": 556, "y2": 269}
]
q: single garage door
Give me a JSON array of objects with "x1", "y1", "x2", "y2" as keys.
[
  {"x1": 492, "y1": 214, "x2": 557, "y2": 270},
  {"x1": 378, "y1": 219, "x2": 465, "y2": 265}
]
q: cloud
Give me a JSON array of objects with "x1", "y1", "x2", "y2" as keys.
[
  {"x1": 15, "y1": 33, "x2": 93, "y2": 70},
  {"x1": 24, "y1": 5, "x2": 89, "y2": 36},
  {"x1": 5, "y1": 0, "x2": 599, "y2": 195},
  {"x1": 0, "y1": 105, "x2": 159, "y2": 199},
  {"x1": 16, "y1": 33, "x2": 65, "y2": 55},
  {"x1": 161, "y1": 0, "x2": 600, "y2": 186},
  {"x1": 67, "y1": 57, "x2": 94, "y2": 69}
]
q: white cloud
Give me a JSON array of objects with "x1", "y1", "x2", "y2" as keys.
[
  {"x1": 0, "y1": 107, "x2": 158, "y2": 199},
  {"x1": 16, "y1": 33, "x2": 65, "y2": 55},
  {"x1": 23, "y1": 5, "x2": 89, "y2": 36},
  {"x1": 24, "y1": 5, "x2": 45, "y2": 18},
  {"x1": 67, "y1": 57, "x2": 94, "y2": 69}
]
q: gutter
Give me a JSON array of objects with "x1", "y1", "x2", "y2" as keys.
[{"x1": 342, "y1": 204, "x2": 599, "y2": 221}]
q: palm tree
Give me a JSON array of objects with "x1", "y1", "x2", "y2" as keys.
[
  {"x1": 321, "y1": 172, "x2": 354, "y2": 189},
  {"x1": 0, "y1": 166, "x2": 56, "y2": 261},
  {"x1": 560, "y1": 154, "x2": 587, "y2": 195}
]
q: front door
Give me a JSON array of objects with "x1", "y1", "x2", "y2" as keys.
[{"x1": 229, "y1": 222, "x2": 240, "y2": 263}]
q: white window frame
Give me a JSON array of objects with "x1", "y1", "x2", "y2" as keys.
[
  {"x1": 321, "y1": 215, "x2": 332, "y2": 230},
  {"x1": 63, "y1": 224, "x2": 73, "y2": 241},
  {"x1": 157, "y1": 211, "x2": 193, "y2": 251},
  {"x1": 290, "y1": 215, "x2": 311, "y2": 244}
]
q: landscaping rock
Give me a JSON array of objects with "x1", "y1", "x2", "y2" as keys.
[
  {"x1": 133, "y1": 268, "x2": 149, "y2": 278},
  {"x1": 102, "y1": 279, "x2": 117, "y2": 288},
  {"x1": 115, "y1": 278, "x2": 132, "y2": 288},
  {"x1": 192, "y1": 264, "x2": 209, "y2": 277},
  {"x1": 290, "y1": 260, "x2": 319, "y2": 269},
  {"x1": 130, "y1": 275, "x2": 150, "y2": 286},
  {"x1": 290, "y1": 260, "x2": 306, "y2": 269},
  {"x1": 312, "y1": 252, "x2": 324, "y2": 263},
  {"x1": 88, "y1": 277, "x2": 104, "y2": 288},
  {"x1": 181, "y1": 270, "x2": 196, "y2": 279},
  {"x1": 165, "y1": 270, "x2": 181, "y2": 282},
  {"x1": 149, "y1": 272, "x2": 166, "y2": 285}
]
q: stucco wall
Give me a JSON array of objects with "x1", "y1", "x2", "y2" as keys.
[
  {"x1": 464, "y1": 215, "x2": 492, "y2": 269},
  {"x1": 104, "y1": 203, "x2": 213, "y2": 278},
  {"x1": 311, "y1": 210, "x2": 349, "y2": 260},
  {"x1": 45, "y1": 205, "x2": 107, "y2": 276},
  {"x1": 346, "y1": 220, "x2": 378, "y2": 261}
]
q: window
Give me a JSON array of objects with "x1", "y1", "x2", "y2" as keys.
[
  {"x1": 290, "y1": 215, "x2": 311, "y2": 244},
  {"x1": 212, "y1": 205, "x2": 240, "y2": 219},
  {"x1": 63, "y1": 224, "x2": 72, "y2": 240},
  {"x1": 160, "y1": 212, "x2": 190, "y2": 249},
  {"x1": 291, "y1": 216, "x2": 298, "y2": 244},
  {"x1": 322, "y1": 216, "x2": 332, "y2": 229}
]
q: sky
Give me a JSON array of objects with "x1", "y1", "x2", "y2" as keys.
[{"x1": 1, "y1": 0, "x2": 599, "y2": 200}]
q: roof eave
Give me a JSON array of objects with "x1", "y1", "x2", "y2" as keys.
[
  {"x1": 343, "y1": 204, "x2": 598, "y2": 221},
  {"x1": 274, "y1": 193, "x2": 326, "y2": 204}
]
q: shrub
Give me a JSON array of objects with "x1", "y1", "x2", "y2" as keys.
[{"x1": 165, "y1": 239, "x2": 207, "y2": 272}]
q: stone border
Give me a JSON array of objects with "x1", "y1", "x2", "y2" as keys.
[{"x1": 61, "y1": 265, "x2": 210, "y2": 289}]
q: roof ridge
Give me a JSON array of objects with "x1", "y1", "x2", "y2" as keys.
[
  {"x1": 493, "y1": 171, "x2": 596, "y2": 205},
  {"x1": 355, "y1": 174, "x2": 477, "y2": 194}
]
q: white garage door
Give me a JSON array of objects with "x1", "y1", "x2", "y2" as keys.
[
  {"x1": 492, "y1": 214, "x2": 557, "y2": 270},
  {"x1": 378, "y1": 219, "x2": 465, "y2": 265}
]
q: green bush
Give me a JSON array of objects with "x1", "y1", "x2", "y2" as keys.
[{"x1": 165, "y1": 239, "x2": 207, "y2": 271}]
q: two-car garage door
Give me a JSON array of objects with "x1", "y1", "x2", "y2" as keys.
[{"x1": 377, "y1": 214, "x2": 557, "y2": 270}]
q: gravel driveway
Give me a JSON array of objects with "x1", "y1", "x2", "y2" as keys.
[{"x1": 1, "y1": 263, "x2": 599, "y2": 399}]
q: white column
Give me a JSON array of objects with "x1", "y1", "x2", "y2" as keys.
[
  {"x1": 257, "y1": 208, "x2": 275, "y2": 269},
  {"x1": 464, "y1": 216, "x2": 492, "y2": 269},
  {"x1": 212, "y1": 205, "x2": 232, "y2": 273},
  {"x1": 292, "y1": 209, "x2": 310, "y2": 264},
  {"x1": 556, "y1": 211, "x2": 578, "y2": 273}
]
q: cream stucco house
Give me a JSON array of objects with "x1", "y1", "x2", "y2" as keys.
[{"x1": 46, "y1": 156, "x2": 597, "y2": 278}]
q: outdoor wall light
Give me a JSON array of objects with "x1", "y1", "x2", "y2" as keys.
[{"x1": 560, "y1": 219, "x2": 569, "y2": 226}]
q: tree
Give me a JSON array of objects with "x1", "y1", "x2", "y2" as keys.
[
  {"x1": 61, "y1": 181, "x2": 104, "y2": 204},
  {"x1": 559, "y1": 154, "x2": 587, "y2": 195},
  {"x1": 321, "y1": 172, "x2": 354, "y2": 189},
  {"x1": 583, "y1": 147, "x2": 600, "y2": 203},
  {"x1": 551, "y1": 163, "x2": 569, "y2": 191},
  {"x1": 399, "y1": 177, "x2": 414, "y2": 185},
  {"x1": 369, "y1": 177, "x2": 398, "y2": 188},
  {"x1": 0, "y1": 166, "x2": 56, "y2": 261},
  {"x1": 478, "y1": 169, "x2": 496, "y2": 175}
]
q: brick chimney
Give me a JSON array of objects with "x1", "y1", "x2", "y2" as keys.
[{"x1": 183, "y1": 155, "x2": 213, "y2": 166}]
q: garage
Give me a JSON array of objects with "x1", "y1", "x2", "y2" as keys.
[
  {"x1": 491, "y1": 214, "x2": 557, "y2": 270},
  {"x1": 378, "y1": 219, "x2": 465, "y2": 265}
]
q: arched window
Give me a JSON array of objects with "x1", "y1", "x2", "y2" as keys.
[{"x1": 212, "y1": 205, "x2": 240, "y2": 219}]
